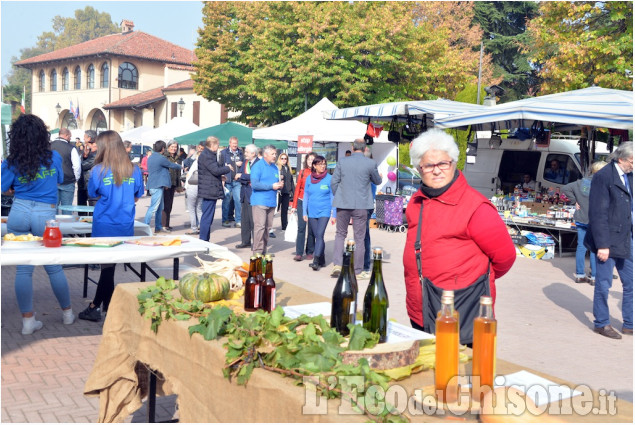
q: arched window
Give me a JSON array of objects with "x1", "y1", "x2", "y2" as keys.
[
  {"x1": 50, "y1": 69, "x2": 58, "y2": 91},
  {"x1": 87, "y1": 64, "x2": 95, "y2": 89},
  {"x1": 38, "y1": 70, "x2": 45, "y2": 92},
  {"x1": 61, "y1": 111, "x2": 77, "y2": 129},
  {"x1": 62, "y1": 67, "x2": 69, "y2": 90},
  {"x1": 74, "y1": 66, "x2": 81, "y2": 90},
  {"x1": 118, "y1": 62, "x2": 138, "y2": 89},
  {"x1": 101, "y1": 62, "x2": 109, "y2": 88},
  {"x1": 91, "y1": 109, "x2": 108, "y2": 133}
]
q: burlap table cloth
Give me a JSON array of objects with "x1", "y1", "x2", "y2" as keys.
[{"x1": 84, "y1": 281, "x2": 633, "y2": 423}]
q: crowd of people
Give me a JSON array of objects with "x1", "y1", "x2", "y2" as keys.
[{"x1": 1, "y1": 115, "x2": 632, "y2": 343}]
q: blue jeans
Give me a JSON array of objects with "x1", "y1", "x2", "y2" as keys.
[
  {"x1": 57, "y1": 182, "x2": 75, "y2": 207},
  {"x1": 593, "y1": 239, "x2": 633, "y2": 329},
  {"x1": 144, "y1": 188, "x2": 164, "y2": 231},
  {"x1": 308, "y1": 216, "x2": 329, "y2": 266},
  {"x1": 221, "y1": 181, "x2": 241, "y2": 223},
  {"x1": 575, "y1": 224, "x2": 596, "y2": 278},
  {"x1": 295, "y1": 199, "x2": 315, "y2": 256},
  {"x1": 8, "y1": 198, "x2": 71, "y2": 314},
  {"x1": 199, "y1": 198, "x2": 218, "y2": 242}
]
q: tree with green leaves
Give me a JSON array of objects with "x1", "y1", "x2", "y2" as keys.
[
  {"x1": 194, "y1": 1, "x2": 494, "y2": 125},
  {"x1": 2, "y1": 6, "x2": 118, "y2": 116},
  {"x1": 472, "y1": 1, "x2": 539, "y2": 102},
  {"x1": 526, "y1": 1, "x2": 633, "y2": 94}
]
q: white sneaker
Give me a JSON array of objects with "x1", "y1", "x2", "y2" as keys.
[
  {"x1": 62, "y1": 309, "x2": 75, "y2": 325},
  {"x1": 356, "y1": 271, "x2": 371, "y2": 280},
  {"x1": 22, "y1": 315, "x2": 43, "y2": 335}
]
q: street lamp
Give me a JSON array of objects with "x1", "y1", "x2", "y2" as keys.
[
  {"x1": 178, "y1": 98, "x2": 185, "y2": 117},
  {"x1": 55, "y1": 103, "x2": 62, "y2": 115}
]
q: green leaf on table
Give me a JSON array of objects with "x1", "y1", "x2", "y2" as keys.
[
  {"x1": 347, "y1": 325, "x2": 379, "y2": 351},
  {"x1": 202, "y1": 306, "x2": 233, "y2": 340}
]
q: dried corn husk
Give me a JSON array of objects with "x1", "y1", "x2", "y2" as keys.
[{"x1": 194, "y1": 256, "x2": 244, "y2": 291}]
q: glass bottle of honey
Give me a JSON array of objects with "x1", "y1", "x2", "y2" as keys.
[
  {"x1": 435, "y1": 295, "x2": 459, "y2": 404},
  {"x1": 472, "y1": 296, "x2": 497, "y2": 402}
]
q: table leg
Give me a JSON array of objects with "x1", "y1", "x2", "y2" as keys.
[
  {"x1": 148, "y1": 372, "x2": 156, "y2": 423},
  {"x1": 83, "y1": 265, "x2": 89, "y2": 298},
  {"x1": 141, "y1": 263, "x2": 146, "y2": 281},
  {"x1": 173, "y1": 258, "x2": 179, "y2": 281}
]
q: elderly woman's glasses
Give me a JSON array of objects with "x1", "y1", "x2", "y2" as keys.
[{"x1": 420, "y1": 160, "x2": 453, "y2": 173}]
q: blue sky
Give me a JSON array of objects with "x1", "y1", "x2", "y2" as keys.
[{"x1": 1, "y1": 1, "x2": 205, "y2": 84}]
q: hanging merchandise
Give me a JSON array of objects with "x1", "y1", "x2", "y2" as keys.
[{"x1": 388, "y1": 118, "x2": 400, "y2": 143}]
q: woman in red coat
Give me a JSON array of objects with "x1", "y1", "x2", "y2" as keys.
[{"x1": 403, "y1": 129, "x2": 516, "y2": 344}]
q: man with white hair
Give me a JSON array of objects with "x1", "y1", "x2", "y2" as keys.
[
  {"x1": 250, "y1": 145, "x2": 283, "y2": 255},
  {"x1": 585, "y1": 141, "x2": 633, "y2": 339},
  {"x1": 235, "y1": 144, "x2": 260, "y2": 249}
]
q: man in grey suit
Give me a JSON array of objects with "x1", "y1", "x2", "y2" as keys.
[{"x1": 331, "y1": 139, "x2": 382, "y2": 278}]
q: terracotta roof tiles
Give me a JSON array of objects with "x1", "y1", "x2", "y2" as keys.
[
  {"x1": 15, "y1": 31, "x2": 195, "y2": 67},
  {"x1": 103, "y1": 79, "x2": 193, "y2": 109}
]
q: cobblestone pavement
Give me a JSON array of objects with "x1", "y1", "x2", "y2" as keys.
[{"x1": 1, "y1": 192, "x2": 632, "y2": 422}]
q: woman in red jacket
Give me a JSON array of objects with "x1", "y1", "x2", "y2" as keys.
[
  {"x1": 290, "y1": 152, "x2": 317, "y2": 261},
  {"x1": 403, "y1": 129, "x2": 516, "y2": 345}
]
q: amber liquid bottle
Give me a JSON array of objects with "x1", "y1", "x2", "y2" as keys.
[
  {"x1": 435, "y1": 296, "x2": 459, "y2": 404},
  {"x1": 437, "y1": 290, "x2": 460, "y2": 321},
  {"x1": 330, "y1": 248, "x2": 356, "y2": 336},
  {"x1": 244, "y1": 256, "x2": 260, "y2": 312},
  {"x1": 262, "y1": 255, "x2": 276, "y2": 312},
  {"x1": 362, "y1": 247, "x2": 389, "y2": 342},
  {"x1": 255, "y1": 256, "x2": 265, "y2": 309},
  {"x1": 472, "y1": 296, "x2": 497, "y2": 402}
]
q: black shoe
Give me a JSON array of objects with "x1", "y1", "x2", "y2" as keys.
[
  {"x1": 222, "y1": 221, "x2": 232, "y2": 228},
  {"x1": 164, "y1": 226, "x2": 173, "y2": 231},
  {"x1": 235, "y1": 243, "x2": 251, "y2": 249},
  {"x1": 78, "y1": 305, "x2": 102, "y2": 322},
  {"x1": 593, "y1": 325, "x2": 622, "y2": 339},
  {"x1": 269, "y1": 232, "x2": 276, "y2": 238},
  {"x1": 310, "y1": 262, "x2": 321, "y2": 271}
]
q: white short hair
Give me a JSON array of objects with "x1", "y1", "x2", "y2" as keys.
[
  {"x1": 409, "y1": 129, "x2": 459, "y2": 165},
  {"x1": 244, "y1": 144, "x2": 258, "y2": 155}
]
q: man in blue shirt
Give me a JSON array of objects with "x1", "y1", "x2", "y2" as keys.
[
  {"x1": 144, "y1": 140, "x2": 182, "y2": 233},
  {"x1": 250, "y1": 145, "x2": 283, "y2": 255}
]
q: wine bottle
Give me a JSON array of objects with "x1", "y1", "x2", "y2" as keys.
[
  {"x1": 330, "y1": 247, "x2": 356, "y2": 336},
  {"x1": 362, "y1": 247, "x2": 389, "y2": 342},
  {"x1": 262, "y1": 254, "x2": 276, "y2": 312},
  {"x1": 255, "y1": 254, "x2": 265, "y2": 309},
  {"x1": 435, "y1": 296, "x2": 459, "y2": 404},
  {"x1": 472, "y1": 296, "x2": 497, "y2": 402},
  {"x1": 244, "y1": 256, "x2": 260, "y2": 312}
]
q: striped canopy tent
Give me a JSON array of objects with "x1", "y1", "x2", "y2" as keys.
[
  {"x1": 322, "y1": 98, "x2": 486, "y2": 127},
  {"x1": 175, "y1": 121, "x2": 287, "y2": 149},
  {"x1": 434, "y1": 87, "x2": 634, "y2": 131}
]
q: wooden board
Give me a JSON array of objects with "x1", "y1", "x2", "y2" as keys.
[
  {"x1": 341, "y1": 339, "x2": 420, "y2": 370},
  {"x1": 62, "y1": 238, "x2": 123, "y2": 247},
  {"x1": 125, "y1": 236, "x2": 187, "y2": 246}
]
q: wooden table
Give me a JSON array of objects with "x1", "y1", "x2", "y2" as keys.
[{"x1": 84, "y1": 281, "x2": 633, "y2": 423}]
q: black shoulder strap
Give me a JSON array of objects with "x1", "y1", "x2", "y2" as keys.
[{"x1": 414, "y1": 201, "x2": 425, "y2": 306}]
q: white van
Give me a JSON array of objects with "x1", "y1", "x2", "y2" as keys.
[{"x1": 463, "y1": 133, "x2": 610, "y2": 197}]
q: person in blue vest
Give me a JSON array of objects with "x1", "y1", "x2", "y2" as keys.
[
  {"x1": 1, "y1": 114, "x2": 74, "y2": 334},
  {"x1": 250, "y1": 145, "x2": 284, "y2": 255},
  {"x1": 144, "y1": 140, "x2": 182, "y2": 233},
  {"x1": 79, "y1": 131, "x2": 144, "y2": 322}
]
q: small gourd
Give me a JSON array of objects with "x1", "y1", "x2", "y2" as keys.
[{"x1": 179, "y1": 272, "x2": 230, "y2": 302}]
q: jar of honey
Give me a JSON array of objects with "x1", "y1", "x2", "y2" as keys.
[{"x1": 43, "y1": 220, "x2": 62, "y2": 248}]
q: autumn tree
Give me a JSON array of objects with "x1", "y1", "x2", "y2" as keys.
[
  {"x1": 2, "y1": 7, "x2": 118, "y2": 115},
  {"x1": 526, "y1": 1, "x2": 633, "y2": 94},
  {"x1": 473, "y1": 1, "x2": 539, "y2": 101},
  {"x1": 194, "y1": 1, "x2": 494, "y2": 125}
]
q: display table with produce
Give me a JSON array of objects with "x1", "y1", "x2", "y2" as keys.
[
  {"x1": 1, "y1": 216, "x2": 152, "y2": 237},
  {"x1": 84, "y1": 280, "x2": 632, "y2": 423}
]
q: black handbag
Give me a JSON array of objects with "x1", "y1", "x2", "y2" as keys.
[
  {"x1": 414, "y1": 202, "x2": 491, "y2": 345},
  {"x1": 388, "y1": 118, "x2": 401, "y2": 143}
]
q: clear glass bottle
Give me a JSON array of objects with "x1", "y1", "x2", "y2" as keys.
[
  {"x1": 435, "y1": 296, "x2": 459, "y2": 404},
  {"x1": 472, "y1": 296, "x2": 497, "y2": 402},
  {"x1": 362, "y1": 247, "x2": 389, "y2": 342}
]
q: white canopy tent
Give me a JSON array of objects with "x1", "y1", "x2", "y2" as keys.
[
  {"x1": 252, "y1": 98, "x2": 390, "y2": 143},
  {"x1": 322, "y1": 98, "x2": 486, "y2": 127},
  {"x1": 119, "y1": 125, "x2": 154, "y2": 145},
  {"x1": 140, "y1": 117, "x2": 200, "y2": 145},
  {"x1": 434, "y1": 87, "x2": 634, "y2": 131}
]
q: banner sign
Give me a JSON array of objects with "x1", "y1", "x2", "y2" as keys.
[{"x1": 297, "y1": 135, "x2": 314, "y2": 154}]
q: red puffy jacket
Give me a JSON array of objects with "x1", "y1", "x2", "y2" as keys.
[{"x1": 402, "y1": 172, "x2": 516, "y2": 327}]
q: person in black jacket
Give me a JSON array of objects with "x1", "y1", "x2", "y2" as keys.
[
  {"x1": 234, "y1": 144, "x2": 259, "y2": 248},
  {"x1": 77, "y1": 130, "x2": 98, "y2": 213},
  {"x1": 585, "y1": 142, "x2": 633, "y2": 339},
  {"x1": 198, "y1": 136, "x2": 231, "y2": 242}
]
